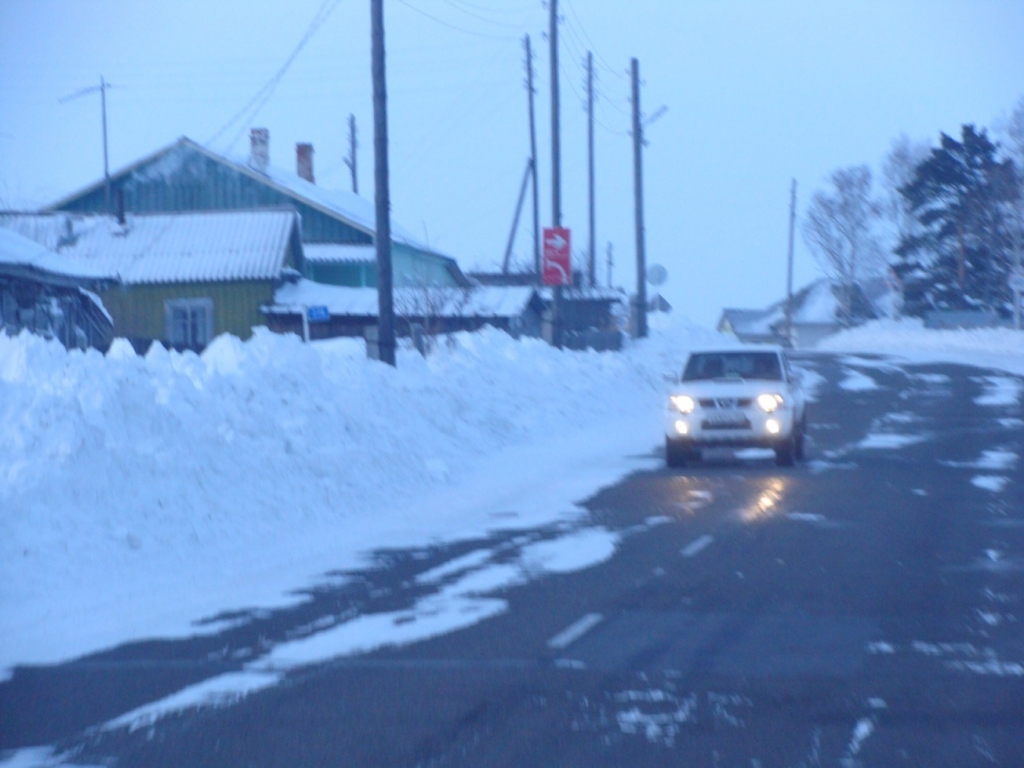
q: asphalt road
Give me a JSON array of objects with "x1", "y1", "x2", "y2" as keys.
[{"x1": 2, "y1": 353, "x2": 1022, "y2": 767}]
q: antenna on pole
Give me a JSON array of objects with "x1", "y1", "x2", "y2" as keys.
[
  {"x1": 344, "y1": 114, "x2": 358, "y2": 194},
  {"x1": 60, "y1": 76, "x2": 117, "y2": 213}
]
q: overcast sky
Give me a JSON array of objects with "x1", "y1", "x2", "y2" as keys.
[{"x1": 2, "y1": 0, "x2": 1022, "y2": 325}]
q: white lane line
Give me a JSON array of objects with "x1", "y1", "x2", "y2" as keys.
[
  {"x1": 681, "y1": 534, "x2": 714, "y2": 557},
  {"x1": 547, "y1": 613, "x2": 603, "y2": 650}
]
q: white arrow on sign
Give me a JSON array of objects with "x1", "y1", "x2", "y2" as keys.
[{"x1": 545, "y1": 233, "x2": 567, "y2": 251}]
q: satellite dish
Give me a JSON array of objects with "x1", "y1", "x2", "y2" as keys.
[{"x1": 646, "y1": 264, "x2": 668, "y2": 286}]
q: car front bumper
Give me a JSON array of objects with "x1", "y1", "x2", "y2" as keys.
[{"x1": 665, "y1": 407, "x2": 796, "y2": 447}]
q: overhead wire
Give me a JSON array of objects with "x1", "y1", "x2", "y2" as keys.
[
  {"x1": 395, "y1": 0, "x2": 521, "y2": 40},
  {"x1": 207, "y1": 0, "x2": 342, "y2": 151}
]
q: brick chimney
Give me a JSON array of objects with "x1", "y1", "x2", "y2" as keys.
[
  {"x1": 249, "y1": 128, "x2": 270, "y2": 173},
  {"x1": 296, "y1": 142, "x2": 314, "y2": 184}
]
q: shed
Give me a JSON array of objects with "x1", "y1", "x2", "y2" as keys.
[
  {"x1": 0, "y1": 226, "x2": 114, "y2": 350},
  {"x1": 263, "y1": 281, "x2": 541, "y2": 341}
]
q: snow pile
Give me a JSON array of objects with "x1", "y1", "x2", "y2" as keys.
[
  {"x1": 0, "y1": 316, "x2": 723, "y2": 673},
  {"x1": 820, "y1": 319, "x2": 1024, "y2": 376}
]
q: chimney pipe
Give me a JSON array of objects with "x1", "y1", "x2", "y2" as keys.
[
  {"x1": 296, "y1": 142, "x2": 314, "y2": 184},
  {"x1": 249, "y1": 128, "x2": 270, "y2": 173},
  {"x1": 115, "y1": 188, "x2": 125, "y2": 225}
]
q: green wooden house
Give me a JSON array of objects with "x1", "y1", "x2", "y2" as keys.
[{"x1": 45, "y1": 132, "x2": 467, "y2": 289}]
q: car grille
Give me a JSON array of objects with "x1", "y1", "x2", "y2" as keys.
[{"x1": 699, "y1": 398, "x2": 752, "y2": 409}]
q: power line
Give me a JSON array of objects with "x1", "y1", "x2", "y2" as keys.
[
  {"x1": 436, "y1": 0, "x2": 530, "y2": 28},
  {"x1": 561, "y1": 0, "x2": 624, "y2": 80},
  {"x1": 395, "y1": 0, "x2": 520, "y2": 40},
  {"x1": 206, "y1": 0, "x2": 342, "y2": 150}
]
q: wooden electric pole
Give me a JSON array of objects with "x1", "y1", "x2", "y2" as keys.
[
  {"x1": 784, "y1": 179, "x2": 797, "y2": 348},
  {"x1": 587, "y1": 51, "x2": 596, "y2": 287},
  {"x1": 549, "y1": 0, "x2": 561, "y2": 226},
  {"x1": 631, "y1": 58, "x2": 647, "y2": 338},
  {"x1": 525, "y1": 34, "x2": 540, "y2": 277},
  {"x1": 549, "y1": 0, "x2": 563, "y2": 347},
  {"x1": 371, "y1": 0, "x2": 395, "y2": 366},
  {"x1": 345, "y1": 113, "x2": 358, "y2": 194}
]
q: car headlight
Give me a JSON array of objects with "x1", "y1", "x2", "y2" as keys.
[
  {"x1": 756, "y1": 393, "x2": 784, "y2": 412},
  {"x1": 670, "y1": 395, "x2": 695, "y2": 413}
]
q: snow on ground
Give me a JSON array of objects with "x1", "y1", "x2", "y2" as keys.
[
  {"x1": 1, "y1": 315, "x2": 1022, "y2": 686},
  {"x1": 820, "y1": 319, "x2": 1024, "y2": 376},
  {"x1": 0, "y1": 314, "x2": 724, "y2": 676},
  {"x1": 838, "y1": 368, "x2": 880, "y2": 392}
]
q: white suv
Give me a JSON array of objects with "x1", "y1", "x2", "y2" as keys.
[{"x1": 665, "y1": 347, "x2": 806, "y2": 467}]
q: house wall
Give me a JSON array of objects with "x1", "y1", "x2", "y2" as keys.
[
  {"x1": 304, "y1": 247, "x2": 458, "y2": 288},
  {"x1": 99, "y1": 280, "x2": 275, "y2": 345}
]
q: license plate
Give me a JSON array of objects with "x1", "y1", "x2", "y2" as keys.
[{"x1": 704, "y1": 413, "x2": 747, "y2": 427}]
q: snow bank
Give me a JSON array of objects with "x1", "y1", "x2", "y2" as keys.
[
  {"x1": 820, "y1": 319, "x2": 1024, "y2": 376},
  {"x1": 0, "y1": 316, "x2": 724, "y2": 673}
]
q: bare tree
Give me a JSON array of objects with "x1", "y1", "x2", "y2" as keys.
[
  {"x1": 394, "y1": 276, "x2": 473, "y2": 355},
  {"x1": 881, "y1": 133, "x2": 931, "y2": 247},
  {"x1": 801, "y1": 165, "x2": 884, "y2": 324}
]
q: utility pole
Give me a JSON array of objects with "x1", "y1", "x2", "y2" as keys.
[
  {"x1": 784, "y1": 179, "x2": 797, "y2": 348},
  {"x1": 59, "y1": 76, "x2": 114, "y2": 212},
  {"x1": 586, "y1": 51, "x2": 596, "y2": 286},
  {"x1": 524, "y1": 34, "x2": 540, "y2": 277},
  {"x1": 345, "y1": 113, "x2": 358, "y2": 194},
  {"x1": 371, "y1": 0, "x2": 395, "y2": 366},
  {"x1": 606, "y1": 241, "x2": 613, "y2": 287},
  {"x1": 631, "y1": 58, "x2": 647, "y2": 338},
  {"x1": 549, "y1": 0, "x2": 561, "y2": 227},
  {"x1": 549, "y1": 0, "x2": 563, "y2": 348}
]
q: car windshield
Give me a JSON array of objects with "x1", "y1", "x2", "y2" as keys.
[{"x1": 682, "y1": 351, "x2": 782, "y2": 381}]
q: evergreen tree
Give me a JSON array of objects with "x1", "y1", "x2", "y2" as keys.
[{"x1": 894, "y1": 125, "x2": 1019, "y2": 316}]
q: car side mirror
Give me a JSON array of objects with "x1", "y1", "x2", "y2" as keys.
[{"x1": 663, "y1": 371, "x2": 680, "y2": 385}]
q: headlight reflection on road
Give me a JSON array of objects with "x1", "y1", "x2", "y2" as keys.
[
  {"x1": 742, "y1": 477, "x2": 787, "y2": 522},
  {"x1": 669, "y1": 477, "x2": 714, "y2": 517}
]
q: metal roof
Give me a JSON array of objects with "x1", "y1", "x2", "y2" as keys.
[{"x1": 0, "y1": 210, "x2": 299, "y2": 285}]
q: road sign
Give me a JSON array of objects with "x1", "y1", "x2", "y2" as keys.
[
  {"x1": 646, "y1": 264, "x2": 668, "y2": 286},
  {"x1": 542, "y1": 227, "x2": 572, "y2": 286},
  {"x1": 307, "y1": 305, "x2": 330, "y2": 323}
]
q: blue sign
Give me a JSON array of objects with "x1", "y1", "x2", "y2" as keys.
[{"x1": 307, "y1": 305, "x2": 330, "y2": 323}]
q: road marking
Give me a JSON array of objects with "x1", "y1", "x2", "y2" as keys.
[
  {"x1": 547, "y1": 613, "x2": 603, "y2": 650},
  {"x1": 681, "y1": 534, "x2": 714, "y2": 557}
]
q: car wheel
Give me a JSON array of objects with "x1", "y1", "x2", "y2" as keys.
[
  {"x1": 775, "y1": 436, "x2": 796, "y2": 467},
  {"x1": 794, "y1": 413, "x2": 807, "y2": 460},
  {"x1": 666, "y1": 438, "x2": 690, "y2": 468}
]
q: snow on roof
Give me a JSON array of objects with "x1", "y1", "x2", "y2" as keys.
[
  {"x1": 0, "y1": 225, "x2": 113, "y2": 280},
  {"x1": 791, "y1": 280, "x2": 840, "y2": 324},
  {"x1": 0, "y1": 210, "x2": 298, "y2": 285},
  {"x1": 303, "y1": 244, "x2": 375, "y2": 264},
  {"x1": 535, "y1": 286, "x2": 626, "y2": 302},
  {"x1": 269, "y1": 280, "x2": 536, "y2": 318}
]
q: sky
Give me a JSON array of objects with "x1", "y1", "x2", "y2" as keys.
[{"x1": 1, "y1": 0, "x2": 1023, "y2": 326}]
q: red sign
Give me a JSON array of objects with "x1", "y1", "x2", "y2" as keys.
[{"x1": 542, "y1": 227, "x2": 572, "y2": 286}]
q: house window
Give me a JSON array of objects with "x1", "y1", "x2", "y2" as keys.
[{"x1": 165, "y1": 298, "x2": 214, "y2": 350}]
